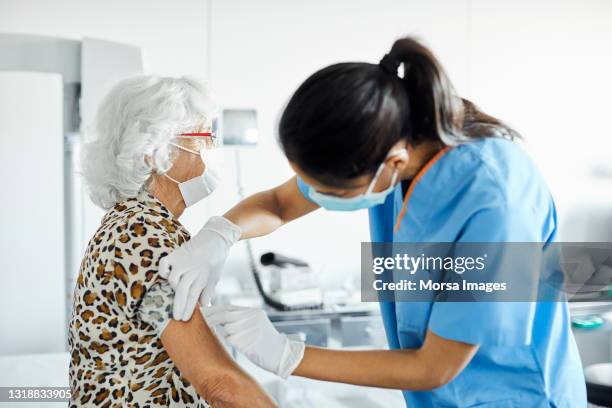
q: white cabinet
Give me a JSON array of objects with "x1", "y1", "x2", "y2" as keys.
[{"x1": 0, "y1": 72, "x2": 66, "y2": 354}]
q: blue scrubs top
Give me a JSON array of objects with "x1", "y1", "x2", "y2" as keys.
[{"x1": 297, "y1": 138, "x2": 586, "y2": 407}]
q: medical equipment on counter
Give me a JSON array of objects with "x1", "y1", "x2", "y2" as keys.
[
  {"x1": 263, "y1": 302, "x2": 384, "y2": 349},
  {"x1": 245, "y1": 247, "x2": 322, "y2": 311},
  {"x1": 260, "y1": 252, "x2": 308, "y2": 268},
  {"x1": 572, "y1": 315, "x2": 605, "y2": 329},
  {"x1": 564, "y1": 249, "x2": 612, "y2": 300},
  {"x1": 261, "y1": 252, "x2": 313, "y2": 295},
  {"x1": 253, "y1": 251, "x2": 323, "y2": 311},
  {"x1": 584, "y1": 363, "x2": 612, "y2": 407}
]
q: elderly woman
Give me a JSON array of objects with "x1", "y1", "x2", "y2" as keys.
[{"x1": 68, "y1": 76, "x2": 275, "y2": 407}]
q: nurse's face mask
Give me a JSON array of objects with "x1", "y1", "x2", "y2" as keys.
[
  {"x1": 164, "y1": 130, "x2": 222, "y2": 208},
  {"x1": 307, "y1": 148, "x2": 408, "y2": 211}
]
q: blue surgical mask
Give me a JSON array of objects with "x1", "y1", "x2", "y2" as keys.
[{"x1": 307, "y1": 149, "x2": 407, "y2": 211}]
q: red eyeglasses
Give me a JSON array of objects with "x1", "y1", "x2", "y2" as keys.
[
  {"x1": 176, "y1": 132, "x2": 220, "y2": 148},
  {"x1": 177, "y1": 132, "x2": 215, "y2": 137}
]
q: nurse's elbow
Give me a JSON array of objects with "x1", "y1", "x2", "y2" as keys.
[
  {"x1": 390, "y1": 348, "x2": 465, "y2": 390},
  {"x1": 414, "y1": 350, "x2": 463, "y2": 389},
  {"x1": 424, "y1": 369, "x2": 457, "y2": 389},
  {"x1": 425, "y1": 348, "x2": 471, "y2": 388},
  {"x1": 415, "y1": 330, "x2": 478, "y2": 390}
]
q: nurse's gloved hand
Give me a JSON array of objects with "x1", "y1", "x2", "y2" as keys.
[
  {"x1": 159, "y1": 216, "x2": 241, "y2": 321},
  {"x1": 205, "y1": 305, "x2": 305, "y2": 379}
]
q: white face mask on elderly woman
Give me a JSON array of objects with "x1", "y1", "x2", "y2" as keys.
[{"x1": 164, "y1": 142, "x2": 221, "y2": 207}]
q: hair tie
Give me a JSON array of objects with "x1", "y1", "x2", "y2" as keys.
[{"x1": 379, "y1": 53, "x2": 401, "y2": 75}]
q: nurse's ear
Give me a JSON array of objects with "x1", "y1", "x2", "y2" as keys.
[
  {"x1": 393, "y1": 140, "x2": 444, "y2": 179},
  {"x1": 384, "y1": 140, "x2": 410, "y2": 173}
]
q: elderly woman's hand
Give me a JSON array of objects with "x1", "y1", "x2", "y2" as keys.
[{"x1": 160, "y1": 215, "x2": 242, "y2": 321}]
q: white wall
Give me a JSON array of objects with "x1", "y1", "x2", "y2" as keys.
[
  {"x1": 0, "y1": 0, "x2": 213, "y2": 264},
  {"x1": 207, "y1": 0, "x2": 612, "y2": 291},
  {"x1": 0, "y1": 0, "x2": 208, "y2": 77},
  {"x1": 466, "y1": 0, "x2": 612, "y2": 240},
  {"x1": 1, "y1": 0, "x2": 611, "y2": 296},
  {"x1": 207, "y1": 0, "x2": 473, "y2": 289}
]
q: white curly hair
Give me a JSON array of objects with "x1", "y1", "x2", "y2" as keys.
[{"x1": 82, "y1": 75, "x2": 217, "y2": 209}]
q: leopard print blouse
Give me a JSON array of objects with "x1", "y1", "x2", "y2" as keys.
[{"x1": 68, "y1": 191, "x2": 210, "y2": 407}]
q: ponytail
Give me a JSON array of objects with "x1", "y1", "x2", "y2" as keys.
[
  {"x1": 278, "y1": 36, "x2": 519, "y2": 188},
  {"x1": 383, "y1": 37, "x2": 519, "y2": 145}
]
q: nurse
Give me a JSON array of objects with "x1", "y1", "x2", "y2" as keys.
[{"x1": 161, "y1": 37, "x2": 586, "y2": 406}]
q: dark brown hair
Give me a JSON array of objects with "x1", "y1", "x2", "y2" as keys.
[{"x1": 279, "y1": 36, "x2": 519, "y2": 187}]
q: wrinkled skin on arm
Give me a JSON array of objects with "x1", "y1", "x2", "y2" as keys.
[{"x1": 161, "y1": 308, "x2": 277, "y2": 407}]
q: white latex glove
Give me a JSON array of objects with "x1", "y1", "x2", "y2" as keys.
[
  {"x1": 159, "y1": 216, "x2": 241, "y2": 321},
  {"x1": 205, "y1": 305, "x2": 305, "y2": 379}
]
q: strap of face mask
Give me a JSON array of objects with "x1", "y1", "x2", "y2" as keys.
[
  {"x1": 164, "y1": 173, "x2": 181, "y2": 184},
  {"x1": 169, "y1": 142, "x2": 199, "y2": 156},
  {"x1": 366, "y1": 162, "x2": 388, "y2": 194},
  {"x1": 165, "y1": 141, "x2": 206, "y2": 184},
  {"x1": 365, "y1": 148, "x2": 408, "y2": 194},
  {"x1": 388, "y1": 168, "x2": 399, "y2": 188}
]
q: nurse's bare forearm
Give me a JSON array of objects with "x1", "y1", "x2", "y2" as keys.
[
  {"x1": 293, "y1": 331, "x2": 478, "y2": 390},
  {"x1": 224, "y1": 177, "x2": 318, "y2": 240},
  {"x1": 294, "y1": 347, "x2": 438, "y2": 390}
]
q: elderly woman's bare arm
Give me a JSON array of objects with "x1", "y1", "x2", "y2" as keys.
[
  {"x1": 161, "y1": 308, "x2": 276, "y2": 407},
  {"x1": 138, "y1": 281, "x2": 275, "y2": 407}
]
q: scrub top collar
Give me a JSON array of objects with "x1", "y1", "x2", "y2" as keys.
[{"x1": 393, "y1": 146, "x2": 450, "y2": 233}]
